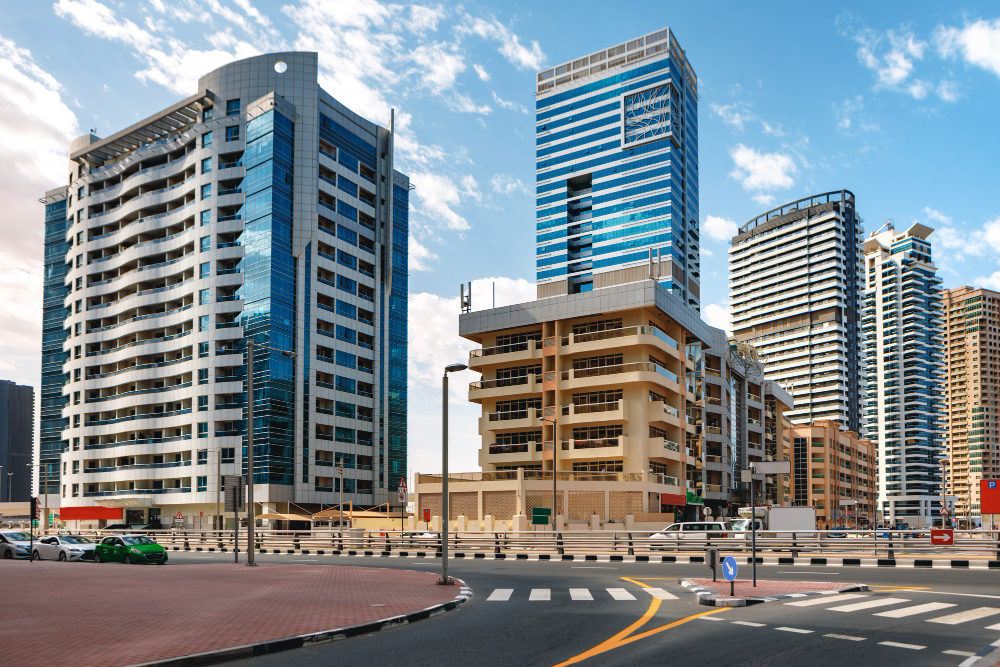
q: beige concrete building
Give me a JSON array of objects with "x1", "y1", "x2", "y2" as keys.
[
  {"x1": 943, "y1": 286, "x2": 1000, "y2": 524},
  {"x1": 787, "y1": 420, "x2": 876, "y2": 527}
]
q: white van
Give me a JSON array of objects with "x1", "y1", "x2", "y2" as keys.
[{"x1": 650, "y1": 521, "x2": 733, "y2": 543}]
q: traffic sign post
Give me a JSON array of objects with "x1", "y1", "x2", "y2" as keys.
[
  {"x1": 930, "y1": 529, "x2": 953, "y2": 546},
  {"x1": 706, "y1": 549, "x2": 719, "y2": 582},
  {"x1": 398, "y1": 478, "x2": 407, "y2": 532},
  {"x1": 722, "y1": 555, "x2": 738, "y2": 597}
]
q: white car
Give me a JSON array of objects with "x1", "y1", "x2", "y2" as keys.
[
  {"x1": 32, "y1": 535, "x2": 96, "y2": 561},
  {"x1": 0, "y1": 530, "x2": 36, "y2": 559},
  {"x1": 650, "y1": 522, "x2": 734, "y2": 543}
]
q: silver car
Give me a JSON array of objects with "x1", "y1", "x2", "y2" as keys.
[
  {"x1": 0, "y1": 530, "x2": 35, "y2": 559},
  {"x1": 33, "y1": 535, "x2": 96, "y2": 561}
]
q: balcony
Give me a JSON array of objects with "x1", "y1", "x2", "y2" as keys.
[
  {"x1": 645, "y1": 399, "x2": 685, "y2": 429},
  {"x1": 559, "y1": 400, "x2": 627, "y2": 424},
  {"x1": 468, "y1": 339, "x2": 541, "y2": 370},
  {"x1": 560, "y1": 362, "x2": 680, "y2": 391},
  {"x1": 647, "y1": 437, "x2": 691, "y2": 464},
  {"x1": 479, "y1": 440, "x2": 543, "y2": 466},
  {"x1": 468, "y1": 374, "x2": 541, "y2": 401},
  {"x1": 479, "y1": 408, "x2": 541, "y2": 433},
  {"x1": 560, "y1": 325, "x2": 679, "y2": 358},
  {"x1": 558, "y1": 435, "x2": 628, "y2": 460}
]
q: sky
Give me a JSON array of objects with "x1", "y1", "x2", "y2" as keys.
[{"x1": 2, "y1": 1, "x2": 1000, "y2": 485}]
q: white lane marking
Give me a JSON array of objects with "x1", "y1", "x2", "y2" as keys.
[
  {"x1": 731, "y1": 621, "x2": 766, "y2": 627},
  {"x1": 698, "y1": 616, "x2": 725, "y2": 621},
  {"x1": 487, "y1": 589, "x2": 513, "y2": 602},
  {"x1": 926, "y1": 607, "x2": 1000, "y2": 625},
  {"x1": 775, "y1": 627, "x2": 813, "y2": 634},
  {"x1": 879, "y1": 641, "x2": 925, "y2": 650},
  {"x1": 827, "y1": 597, "x2": 910, "y2": 612},
  {"x1": 824, "y1": 634, "x2": 866, "y2": 641},
  {"x1": 529, "y1": 589, "x2": 551, "y2": 601},
  {"x1": 571, "y1": 566, "x2": 616, "y2": 569},
  {"x1": 874, "y1": 602, "x2": 957, "y2": 618},
  {"x1": 570, "y1": 588, "x2": 593, "y2": 601},
  {"x1": 785, "y1": 594, "x2": 866, "y2": 607},
  {"x1": 959, "y1": 657, "x2": 983, "y2": 667},
  {"x1": 909, "y1": 590, "x2": 1000, "y2": 601},
  {"x1": 644, "y1": 587, "x2": 678, "y2": 600},
  {"x1": 986, "y1": 622, "x2": 1000, "y2": 630},
  {"x1": 777, "y1": 571, "x2": 840, "y2": 574},
  {"x1": 943, "y1": 650, "x2": 976, "y2": 657},
  {"x1": 293, "y1": 559, "x2": 319, "y2": 562},
  {"x1": 606, "y1": 588, "x2": 636, "y2": 601}
]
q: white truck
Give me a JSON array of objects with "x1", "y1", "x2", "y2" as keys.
[{"x1": 736, "y1": 505, "x2": 817, "y2": 537}]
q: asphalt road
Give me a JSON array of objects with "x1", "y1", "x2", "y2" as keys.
[{"x1": 159, "y1": 551, "x2": 1000, "y2": 666}]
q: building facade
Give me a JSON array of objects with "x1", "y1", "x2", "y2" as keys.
[
  {"x1": 863, "y1": 223, "x2": 944, "y2": 527},
  {"x1": 49, "y1": 52, "x2": 407, "y2": 528},
  {"x1": 787, "y1": 420, "x2": 876, "y2": 528},
  {"x1": 534, "y1": 28, "x2": 701, "y2": 312},
  {"x1": 730, "y1": 191, "x2": 864, "y2": 432},
  {"x1": 942, "y1": 286, "x2": 1000, "y2": 524},
  {"x1": 0, "y1": 380, "x2": 34, "y2": 502}
]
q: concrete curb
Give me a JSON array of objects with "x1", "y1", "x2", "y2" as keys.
[
  {"x1": 961, "y1": 638, "x2": 1000, "y2": 667},
  {"x1": 678, "y1": 579, "x2": 869, "y2": 607},
  {"x1": 130, "y1": 579, "x2": 472, "y2": 667},
  {"x1": 168, "y1": 547, "x2": 1000, "y2": 569}
]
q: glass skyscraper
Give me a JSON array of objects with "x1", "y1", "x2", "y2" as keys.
[
  {"x1": 46, "y1": 52, "x2": 407, "y2": 527},
  {"x1": 534, "y1": 28, "x2": 700, "y2": 312}
]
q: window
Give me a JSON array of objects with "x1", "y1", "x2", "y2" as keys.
[
  {"x1": 337, "y1": 175, "x2": 358, "y2": 197},
  {"x1": 77, "y1": 186, "x2": 84, "y2": 199},
  {"x1": 221, "y1": 447, "x2": 235, "y2": 464},
  {"x1": 197, "y1": 449, "x2": 208, "y2": 464},
  {"x1": 226, "y1": 99, "x2": 241, "y2": 116},
  {"x1": 335, "y1": 427, "x2": 356, "y2": 443},
  {"x1": 202, "y1": 131, "x2": 213, "y2": 147},
  {"x1": 201, "y1": 157, "x2": 212, "y2": 173},
  {"x1": 337, "y1": 250, "x2": 356, "y2": 270},
  {"x1": 197, "y1": 476, "x2": 208, "y2": 492},
  {"x1": 201, "y1": 184, "x2": 211, "y2": 199},
  {"x1": 336, "y1": 300, "x2": 356, "y2": 319},
  {"x1": 198, "y1": 422, "x2": 208, "y2": 439},
  {"x1": 198, "y1": 395, "x2": 209, "y2": 412},
  {"x1": 335, "y1": 325, "x2": 355, "y2": 344},
  {"x1": 200, "y1": 288, "x2": 210, "y2": 305},
  {"x1": 337, "y1": 225, "x2": 357, "y2": 246},
  {"x1": 199, "y1": 368, "x2": 209, "y2": 385},
  {"x1": 199, "y1": 315, "x2": 210, "y2": 331},
  {"x1": 225, "y1": 125, "x2": 240, "y2": 142},
  {"x1": 203, "y1": 107, "x2": 214, "y2": 121},
  {"x1": 201, "y1": 236, "x2": 211, "y2": 252},
  {"x1": 336, "y1": 350, "x2": 356, "y2": 369},
  {"x1": 199, "y1": 341, "x2": 210, "y2": 358},
  {"x1": 336, "y1": 376, "x2": 356, "y2": 393},
  {"x1": 200, "y1": 262, "x2": 211, "y2": 278},
  {"x1": 337, "y1": 275, "x2": 356, "y2": 294},
  {"x1": 201, "y1": 210, "x2": 211, "y2": 226},
  {"x1": 72, "y1": 484, "x2": 79, "y2": 497},
  {"x1": 335, "y1": 401, "x2": 355, "y2": 418},
  {"x1": 337, "y1": 200, "x2": 357, "y2": 221}
]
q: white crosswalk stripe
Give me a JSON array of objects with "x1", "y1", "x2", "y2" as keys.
[
  {"x1": 644, "y1": 587, "x2": 678, "y2": 600},
  {"x1": 879, "y1": 641, "x2": 924, "y2": 650},
  {"x1": 874, "y1": 602, "x2": 956, "y2": 618},
  {"x1": 827, "y1": 597, "x2": 910, "y2": 612},
  {"x1": 529, "y1": 589, "x2": 550, "y2": 601},
  {"x1": 985, "y1": 622, "x2": 1000, "y2": 630},
  {"x1": 926, "y1": 607, "x2": 1000, "y2": 625},
  {"x1": 606, "y1": 587, "x2": 637, "y2": 601},
  {"x1": 570, "y1": 588, "x2": 593, "y2": 601},
  {"x1": 487, "y1": 589, "x2": 513, "y2": 602},
  {"x1": 786, "y1": 594, "x2": 866, "y2": 607}
]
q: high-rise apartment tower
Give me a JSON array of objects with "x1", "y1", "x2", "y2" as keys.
[
  {"x1": 534, "y1": 28, "x2": 700, "y2": 311},
  {"x1": 863, "y1": 222, "x2": 944, "y2": 527},
  {"x1": 0, "y1": 380, "x2": 34, "y2": 502},
  {"x1": 730, "y1": 191, "x2": 864, "y2": 432},
  {"x1": 48, "y1": 52, "x2": 408, "y2": 528}
]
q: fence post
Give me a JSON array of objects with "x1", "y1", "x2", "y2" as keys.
[
  {"x1": 887, "y1": 532, "x2": 895, "y2": 561},
  {"x1": 791, "y1": 532, "x2": 799, "y2": 558},
  {"x1": 494, "y1": 532, "x2": 501, "y2": 555},
  {"x1": 556, "y1": 531, "x2": 564, "y2": 555},
  {"x1": 627, "y1": 532, "x2": 634, "y2": 556}
]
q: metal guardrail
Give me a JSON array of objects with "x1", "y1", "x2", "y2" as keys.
[{"x1": 27, "y1": 529, "x2": 1000, "y2": 559}]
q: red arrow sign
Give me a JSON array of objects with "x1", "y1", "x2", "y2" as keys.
[{"x1": 930, "y1": 529, "x2": 953, "y2": 546}]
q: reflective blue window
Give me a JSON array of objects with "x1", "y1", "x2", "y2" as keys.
[
  {"x1": 201, "y1": 210, "x2": 211, "y2": 226},
  {"x1": 335, "y1": 325, "x2": 355, "y2": 343},
  {"x1": 197, "y1": 476, "x2": 207, "y2": 491},
  {"x1": 337, "y1": 175, "x2": 358, "y2": 197},
  {"x1": 199, "y1": 315, "x2": 209, "y2": 331},
  {"x1": 199, "y1": 289, "x2": 210, "y2": 304},
  {"x1": 336, "y1": 300, "x2": 356, "y2": 319},
  {"x1": 201, "y1": 158, "x2": 212, "y2": 173},
  {"x1": 226, "y1": 125, "x2": 240, "y2": 142},
  {"x1": 202, "y1": 131, "x2": 213, "y2": 147},
  {"x1": 337, "y1": 250, "x2": 356, "y2": 270},
  {"x1": 336, "y1": 376, "x2": 356, "y2": 393},
  {"x1": 198, "y1": 422, "x2": 208, "y2": 438},
  {"x1": 337, "y1": 225, "x2": 357, "y2": 246},
  {"x1": 201, "y1": 184, "x2": 211, "y2": 200},
  {"x1": 226, "y1": 99, "x2": 241, "y2": 116},
  {"x1": 338, "y1": 150, "x2": 358, "y2": 172},
  {"x1": 337, "y1": 275, "x2": 356, "y2": 294},
  {"x1": 335, "y1": 427, "x2": 355, "y2": 443},
  {"x1": 199, "y1": 342, "x2": 209, "y2": 357},
  {"x1": 198, "y1": 369, "x2": 209, "y2": 384},
  {"x1": 200, "y1": 262, "x2": 211, "y2": 278},
  {"x1": 337, "y1": 200, "x2": 357, "y2": 222},
  {"x1": 335, "y1": 350, "x2": 356, "y2": 368},
  {"x1": 198, "y1": 395, "x2": 209, "y2": 411},
  {"x1": 200, "y1": 236, "x2": 211, "y2": 252},
  {"x1": 203, "y1": 107, "x2": 214, "y2": 121},
  {"x1": 335, "y1": 401, "x2": 355, "y2": 418}
]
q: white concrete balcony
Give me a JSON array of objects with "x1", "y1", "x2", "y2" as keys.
[
  {"x1": 468, "y1": 339, "x2": 542, "y2": 370},
  {"x1": 558, "y1": 400, "x2": 628, "y2": 425},
  {"x1": 479, "y1": 408, "x2": 542, "y2": 434},
  {"x1": 645, "y1": 399, "x2": 685, "y2": 429},
  {"x1": 560, "y1": 325, "x2": 680, "y2": 360},
  {"x1": 559, "y1": 362, "x2": 681, "y2": 393},
  {"x1": 468, "y1": 374, "x2": 541, "y2": 402},
  {"x1": 646, "y1": 437, "x2": 691, "y2": 464},
  {"x1": 558, "y1": 435, "x2": 628, "y2": 460},
  {"x1": 479, "y1": 441, "x2": 543, "y2": 466}
]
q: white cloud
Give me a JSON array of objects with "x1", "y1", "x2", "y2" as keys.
[
  {"x1": 490, "y1": 173, "x2": 529, "y2": 196},
  {"x1": 410, "y1": 42, "x2": 465, "y2": 93},
  {"x1": 447, "y1": 92, "x2": 491, "y2": 114},
  {"x1": 409, "y1": 234, "x2": 438, "y2": 272},
  {"x1": 473, "y1": 63, "x2": 490, "y2": 81},
  {"x1": 935, "y1": 19, "x2": 1000, "y2": 78},
  {"x1": 751, "y1": 194, "x2": 775, "y2": 207},
  {"x1": 54, "y1": 0, "x2": 152, "y2": 50},
  {"x1": 976, "y1": 271, "x2": 1000, "y2": 291},
  {"x1": 936, "y1": 79, "x2": 959, "y2": 102},
  {"x1": 727, "y1": 144, "x2": 797, "y2": 193},
  {"x1": 760, "y1": 121, "x2": 785, "y2": 137},
  {"x1": 703, "y1": 215, "x2": 738, "y2": 242},
  {"x1": 923, "y1": 206, "x2": 952, "y2": 225},
  {"x1": 409, "y1": 4, "x2": 445, "y2": 33},
  {"x1": 835, "y1": 95, "x2": 864, "y2": 131},
  {"x1": 410, "y1": 171, "x2": 472, "y2": 231},
  {"x1": 457, "y1": 17, "x2": 544, "y2": 70},
  {"x1": 710, "y1": 101, "x2": 753, "y2": 132},
  {"x1": 703, "y1": 304, "x2": 732, "y2": 335},
  {"x1": 847, "y1": 23, "x2": 931, "y2": 99},
  {"x1": 491, "y1": 90, "x2": 526, "y2": 113}
]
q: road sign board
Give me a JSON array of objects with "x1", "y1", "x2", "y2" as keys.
[
  {"x1": 174, "y1": 511, "x2": 184, "y2": 520},
  {"x1": 423, "y1": 508, "x2": 430, "y2": 522},
  {"x1": 398, "y1": 488, "x2": 406, "y2": 503},
  {"x1": 752, "y1": 461, "x2": 791, "y2": 475},
  {"x1": 939, "y1": 506, "x2": 950, "y2": 516},
  {"x1": 930, "y1": 529, "x2": 953, "y2": 546},
  {"x1": 224, "y1": 475, "x2": 245, "y2": 512},
  {"x1": 531, "y1": 507, "x2": 552, "y2": 525},
  {"x1": 982, "y1": 480, "x2": 1000, "y2": 514},
  {"x1": 722, "y1": 556, "x2": 738, "y2": 582}
]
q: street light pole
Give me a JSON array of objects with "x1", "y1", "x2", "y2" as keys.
[
  {"x1": 439, "y1": 362, "x2": 468, "y2": 586},
  {"x1": 338, "y1": 462, "x2": 344, "y2": 531},
  {"x1": 7, "y1": 471, "x2": 11, "y2": 502},
  {"x1": 541, "y1": 417, "x2": 558, "y2": 528}
]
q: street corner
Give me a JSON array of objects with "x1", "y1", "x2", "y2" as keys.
[{"x1": 679, "y1": 577, "x2": 869, "y2": 607}]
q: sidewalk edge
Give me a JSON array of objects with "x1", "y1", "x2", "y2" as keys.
[{"x1": 677, "y1": 578, "x2": 869, "y2": 607}]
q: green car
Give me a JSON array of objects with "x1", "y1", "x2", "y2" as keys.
[{"x1": 94, "y1": 534, "x2": 168, "y2": 564}]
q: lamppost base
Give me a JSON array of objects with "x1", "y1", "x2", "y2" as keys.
[
  {"x1": 246, "y1": 562, "x2": 258, "y2": 567},
  {"x1": 436, "y1": 577, "x2": 453, "y2": 585}
]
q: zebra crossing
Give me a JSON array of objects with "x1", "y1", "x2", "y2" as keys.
[
  {"x1": 783, "y1": 594, "x2": 1000, "y2": 628},
  {"x1": 486, "y1": 586, "x2": 678, "y2": 602}
]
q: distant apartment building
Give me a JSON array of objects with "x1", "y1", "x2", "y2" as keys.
[
  {"x1": 46, "y1": 52, "x2": 408, "y2": 528},
  {"x1": 0, "y1": 380, "x2": 34, "y2": 502},
  {"x1": 534, "y1": 28, "x2": 701, "y2": 312},
  {"x1": 863, "y1": 223, "x2": 944, "y2": 527},
  {"x1": 942, "y1": 286, "x2": 1000, "y2": 523},
  {"x1": 787, "y1": 420, "x2": 876, "y2": 528},
  {"x1": 413, "y1": 280, "x2": 792, "y2": 526},
  {"x1": 730, "y1": 191, "x2": 864, "y2": 432}
]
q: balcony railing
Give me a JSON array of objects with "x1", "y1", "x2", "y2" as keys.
[
  {"x1": 562, "y1": 325, "x2": 678, "y2": 349},
  {"x1": 470, "y1": 340, "x2": 534, "y2": 358},
  {"x1": 561, "y1": 437, "x2": 621, "y2": 450},
  {"x1": 563, "y1": 362, "x2": 678, "y2": 384},
  {"x1": 469, "y1": 375, "x2": 539, "y2": 390},
  {"x1": 487, "y1": 409, "x2": 541, "y2": 422},
  {"x1": 488, "y1": 443, "x2": 531, "y2": 454},
  {"x1": 564, "y1": 400, "x2": 620, "y2": 416}
]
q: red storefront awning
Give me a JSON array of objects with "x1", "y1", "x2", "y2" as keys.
[
  {"x1": 60, "y1": 506, "x2": 123, "y2": 521},
  {"x1": 660, "y1": 493, "x2": 686, "y2": 506}
]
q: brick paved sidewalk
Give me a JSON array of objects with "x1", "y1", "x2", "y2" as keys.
[
  {"x1": 0, "y1": 561, "x2": 465, "y2": 666},
  {"x1": 689, "y1": 578, "x2": 859, "y2": 598}
]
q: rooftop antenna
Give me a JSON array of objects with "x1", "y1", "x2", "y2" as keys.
[
  {"x1": 870, "y1": 219, "x2": 894, "y2": 237},
  {"x1": 460, "y1": 282, "x2": 472, "y2": 313}
]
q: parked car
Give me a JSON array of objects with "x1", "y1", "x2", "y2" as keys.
[
  {"x1": 32, "y1": 535, "x2": 95, "y2": 561},
  {"x1": 649, "y1": 522, "x2": 733, "y2": 547},
  {"x1": 0, "y1": 530, "x2": 35, "y2": 559},
  {"x1": 94, "y1": 535, "x2": 168, "y2": 564}
]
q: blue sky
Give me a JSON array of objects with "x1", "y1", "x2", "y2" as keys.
[{"x1": 2, "y1": 1, "x2": 1000, "y2": 478}]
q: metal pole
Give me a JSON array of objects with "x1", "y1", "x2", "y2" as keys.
[
  {"x1": 7, "y1": 472, "x2": 11, "y2": 502},
  {"x1": 43, "y1": 464, "x2": 48, "y2": 535},
  {"x1": 216, "y1": 449, "x2": 221, "y2": 531},
  {"x1": 246, "y1": 338, "x2": 256, "y2": 566},
  {"x1": 338, "y1": 463, "x2": 344, "y2": 531},
  {"x1": 751, "y1": 466, "x2": 757, "y2": 587},
  {"x1": 440, "y1": 371, "x2": 450, "y2": 584},
  {"x1": 552, "y1": 419, "x2": 558, "y2": 529}
]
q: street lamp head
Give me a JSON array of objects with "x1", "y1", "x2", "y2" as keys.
[{"x1": 444, "y1": 363, "x2": 468, "y2": 373}]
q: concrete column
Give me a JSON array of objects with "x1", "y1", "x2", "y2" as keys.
[
  {"x1": 407, "y1": 516, "x2": 415, "y2": 531},
  {"x1": 477, "y1": 490, "x2": 484, "y2": 524},
  {"x1": 555, "y1": 514, "x2": 565, "y2": 532},
  {"x1": 625, "y1": 515, "x2": 635, "y2": 530},
  {"x1": 484, "y1": 514, "x2": 494, "y2": 532},
  {"x1": 457, "y1": 515, "x2": 467, "y2": 531},
  {"x1": 512, "y1": 514, "x2": 528, "y2": 531},
  {"x1": 590, "y1": 514, "x2": 600, "y2": 531},
  {"x1": 604, "y1": 491, "x2": 610, "y2": 522},
  {"x1": 431, "y1": 515, "x2": 441, "y2": 531}
]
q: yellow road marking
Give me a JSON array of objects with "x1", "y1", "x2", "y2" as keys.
[
  {"x1": 552, "y1": 577, "x2": 728, "y2": 666},
  {"x1": 869, "y1": 586, "x2": 933, "y2": 592}
]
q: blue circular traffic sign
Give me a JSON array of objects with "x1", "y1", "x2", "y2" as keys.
[{"x1": 722, "y1": 556, "x2": 738, "y2": 582}]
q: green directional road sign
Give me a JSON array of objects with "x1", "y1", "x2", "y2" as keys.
[{"x1": 531, "y1": 507, "x2": 552, "y2": 526}]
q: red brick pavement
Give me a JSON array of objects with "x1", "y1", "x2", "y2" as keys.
[
  {"x1": 690, "y1": 578, "x2": 859, "y2": 598},
  {"x1": 0, "y1": 561, "x2": 463, "y2": 666}
]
